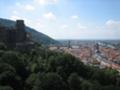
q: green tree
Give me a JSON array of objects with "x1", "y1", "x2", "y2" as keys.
[
  {"x1": 0, "y1": 63, "x2": 23, "y2": 90},
  {"x1": 101, "y1": 85, "x2": 120, "y2": 90},
  {"x1": 48, "y1": 54, "x2": 89, "y2": 79},
  {"x1": 0, "y1": 86, "x2": 13, "y2": 90},
  {"x1": 81, "y1": 80, "x2": 92, "y2": 90},
  {"x1": 92, "y1": 68, "x2": 119, "y2": 85},
  {"x1": 68, "y1": 73, "x2": 82, "y2": 90},
  {"x1": 26, "y1": 73, "x2": 38, "y2": 90},
  {"x1": 1, "y1": 51, "x2": 28, "y2": 80},
  {"x1": 33, "y1": 73, "x2": 67, "y2": 90}
]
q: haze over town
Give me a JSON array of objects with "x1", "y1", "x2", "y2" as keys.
[{"x1": 0, "y1": 0, "x2": 120, "y2": 40}]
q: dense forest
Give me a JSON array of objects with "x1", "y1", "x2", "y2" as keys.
[{"x1": 0, "y1": 44, "x2": 120, "y2": 90}]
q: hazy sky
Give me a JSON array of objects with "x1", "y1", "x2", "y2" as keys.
[{"x1": 0, "y1": 0, "x2": 120, "y2": 40}]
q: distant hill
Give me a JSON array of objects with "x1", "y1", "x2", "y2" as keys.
[{"x1": 0, "y1": 18, "x2": 58, "y2": 45}]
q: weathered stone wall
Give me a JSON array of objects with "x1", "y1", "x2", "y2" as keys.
[
  {"x1": 0, "y1": 27, "x2": 8, "y2": 43},
  {"x1": 16, "y1": 20, "x2": 27, "y2": 42},
  {"x1": 0, "y1": 20, "x2": 33, "y2": 49}
]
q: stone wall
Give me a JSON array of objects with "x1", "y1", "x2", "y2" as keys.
[{"x1": 16, "y1": 20, "x2": 27, "y2": 42}]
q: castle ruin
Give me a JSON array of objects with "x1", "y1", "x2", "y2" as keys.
[{"x1": 0, "y1": 20, "x2": 34, "y2": 49}]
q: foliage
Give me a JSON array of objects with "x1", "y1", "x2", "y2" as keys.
[
  {"x1": 0, "y1": 86, "x2": 13, "y2": 90},
  {"x1": 68, "y1": 73, "x2": 82, "y2": 90},
  {"x1": 0, "y1": 44, "x2": 120, "y2": 90}
]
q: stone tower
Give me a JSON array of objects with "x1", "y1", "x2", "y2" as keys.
[{"x1": 16, "y1": 20, "x2": 26, "y2": 42}]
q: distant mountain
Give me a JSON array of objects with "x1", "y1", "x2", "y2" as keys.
[{"x1": 0, "y1": 18, "x2": 58, "y2": 45}]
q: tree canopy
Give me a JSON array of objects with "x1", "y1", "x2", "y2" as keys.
[{"x1": 0, "y1": 45, "x2": 120, "y2": 90}]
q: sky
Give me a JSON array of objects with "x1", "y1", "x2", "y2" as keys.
[{"x1": 0, "y1": 0, "x2": 120, "y2": 40}]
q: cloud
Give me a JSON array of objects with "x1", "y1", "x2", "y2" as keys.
[
  {"x1": 71, "y1": 15, "x2": 79, "y2": 19},
  {"x1": 15, "y1": 2, "x2": 21, "y2": 7},
  {"x1": 13, "y1": 10, "x2": 19, "y2": 14},
  {"x1": 106, "y1": 20, "x2": 120, "y2": 30},
  {"x1": 43, "y1": 12, "x2": 56, "y2": 20},
  {"x1": 35, "y1": 23, "x2": 45, "y2": 29},
  {"x1": 10, "y1": 16, "x2": 23, "y2": 20},
  {"x1": 24, "y1": 4, "x2": 35, "y2": 11},
  {"x1": 61, "y1": 24, "x2": 68, "y2": 29},
  {"x1": 77, "y1": 23, "x2": 87, "y2": 30},
  {"x1": 15, "y1": 2, "x2": 35, "y2": 12},
  {"x1": 34, "y1": 0, "x2": 58, "y2": 5}
]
